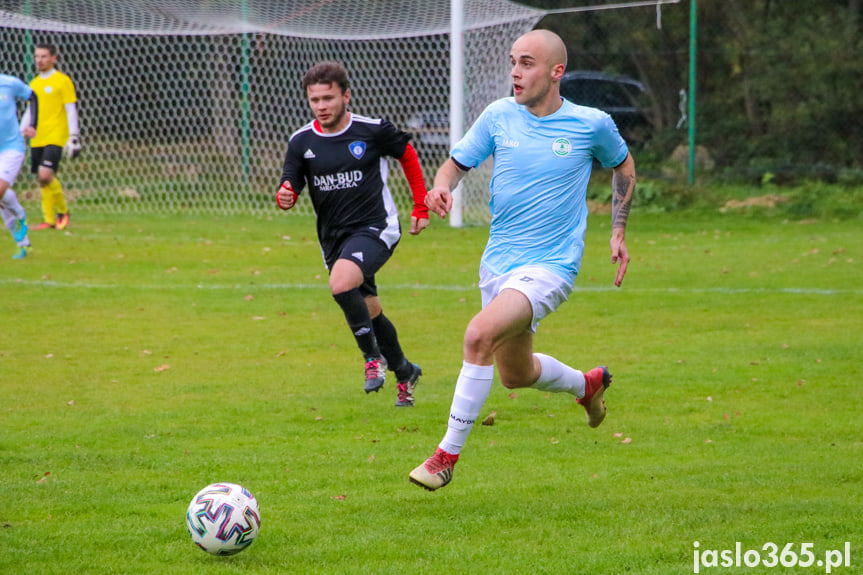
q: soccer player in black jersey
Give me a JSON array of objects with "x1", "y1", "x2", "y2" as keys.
[{"x1": 277, "y1": 61, "x2": 428, "y2": 407}]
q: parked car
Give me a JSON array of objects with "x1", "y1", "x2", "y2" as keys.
[
  {"x1": 407, "y1": 70, "x2": 652, "y2": 150},
  {"x1": 406, "y1": 109, "x2": 450, "y2": 148},
  {"x1": 559, "y1": 70, "x2": 652, "y2": 145}
]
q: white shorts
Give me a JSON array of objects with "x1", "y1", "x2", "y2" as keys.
[
  {"x1": 479, "y1": 265, "x2": 573, "y2": 333},
  {"x1": 0, "y1": 150, "x2": 25, "y2": 186}
]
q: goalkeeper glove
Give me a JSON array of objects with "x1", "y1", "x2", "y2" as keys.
[{"x1": 64, "y1": 134, "x2": 82, "y2": 160}]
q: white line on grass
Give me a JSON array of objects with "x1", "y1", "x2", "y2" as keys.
[{"x1": 2, "y1": 277, "x2": 861, "y2": 295}]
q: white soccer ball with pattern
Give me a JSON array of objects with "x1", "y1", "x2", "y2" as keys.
[{"x1": 186, "y1": 482, "x2": 261, "y2": 555}]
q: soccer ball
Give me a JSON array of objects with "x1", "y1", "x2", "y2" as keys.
[{"x1": 186, "y1": 482, "x2": 261, "y2": 555}]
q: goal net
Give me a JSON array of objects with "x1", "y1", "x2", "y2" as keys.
[{"x1": 0, "y1": 1, "x2": 542, "y2": 223}]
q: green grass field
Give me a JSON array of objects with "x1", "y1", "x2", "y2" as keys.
[{"x1": 1, "y1": 206, "x2": 860, "y2": 574}]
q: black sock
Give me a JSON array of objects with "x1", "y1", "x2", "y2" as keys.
[
  {"x1": 333, "y1": 289, "x2": 380, "y2": 358},
  {"x1": 372, "y1": 313, "x2": 410, "y2": 378}
]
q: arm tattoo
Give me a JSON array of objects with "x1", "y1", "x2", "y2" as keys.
[{"x1": 611, "y1": 175, "x2": 633, "y2": 229}]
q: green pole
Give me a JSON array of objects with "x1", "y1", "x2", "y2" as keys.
[
  {"x1": 687, "y1": 0, "x2": 697, "y2": 184},
  {"x1": 240, "y1": 1, "x2": 251, "y2": 187}
]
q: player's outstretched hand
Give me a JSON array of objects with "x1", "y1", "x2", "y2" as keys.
[
  {"x1": 425, "y1": 186, "x2": 452, "y2": 218},
  {"x1": 63, "y1": 135, "x2": 82, "y2": 160},
  {"x1": 610, "y1": 228, "x2": 630, "y2": 287},
  {"x1": 410, "y1": 216, "x2": 429, "y2": 235},
  {"x1": 22, "y1": 126, "x2": 36, "y2": 139},
  {"x1": 276, "y1": 182, "x2": 297, "y2": 210}
]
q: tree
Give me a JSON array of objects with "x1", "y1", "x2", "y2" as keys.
[{"x1": 518, "y1": 0, "x2": 863, "y2": 173}]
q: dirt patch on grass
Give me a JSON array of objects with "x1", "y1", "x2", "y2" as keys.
[
  {"x1": 719, "y1": 194, "x2": 788, "y2": 212},
  {"x1": 587, "y1": 200, "x2": 612, "y2": 214}
]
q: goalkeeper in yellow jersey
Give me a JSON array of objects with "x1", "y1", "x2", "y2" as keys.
[{"x1": 20, "y1": 43, "x2": 82, "y2": 230}]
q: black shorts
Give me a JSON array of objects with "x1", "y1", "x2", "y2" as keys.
[
  {"x1": 30, "y1": 145, "x2": 64, "y2": 174},
  {"x1": 325, "y1": 230, "x2": 397, "y2": 298}
]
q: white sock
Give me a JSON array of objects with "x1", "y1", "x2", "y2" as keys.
[
  {"x1": 439, "y1": 361, "x2": 494, "y2": 455},
  {"x1": 531, "y1": 353, "x2": 585, "y2": 398},
  {"x1": 1, "y1": 202, "x2": 16, "y2": 237},
  {"x1": 1, "y1": 190, "x2": 29, "y2": 247},
  {"x1": 0, "y1": 189, "x2": 25, "y2": 219}
]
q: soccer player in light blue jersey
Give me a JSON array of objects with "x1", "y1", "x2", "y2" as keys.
[
  {"x1": 410, "y1": 29, "x2": 636, "y2": 491},
  {"x1": 0, "y1": 73, "x2": 38, "y2": 259}
]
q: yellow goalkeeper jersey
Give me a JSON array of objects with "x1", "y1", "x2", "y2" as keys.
[{"x1": 30, "y1": 70, "x2": 77, "y2": 148}]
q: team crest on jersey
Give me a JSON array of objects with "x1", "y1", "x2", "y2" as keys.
[
  {"x1": 348, "y1": 141, "x2": 366, "y2": 159},
  {"x1": 552, "y1": 138, "x2": 572, "y2": 157}
]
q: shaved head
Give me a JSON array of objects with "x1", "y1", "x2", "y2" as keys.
[
  {"x1": 509, "y1": 29, "x2": 567, "y2": 116},
  {"x1": 514, "y1": 29, "x2": 567, "y2": 70}
]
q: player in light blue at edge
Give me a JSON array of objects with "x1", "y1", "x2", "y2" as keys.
[
  {"x1": 0, "y1": 73, "x2": 38, "y2": 259},
  {"x1": 410, "y1": 29, "x2": 637, "y2": 491}
]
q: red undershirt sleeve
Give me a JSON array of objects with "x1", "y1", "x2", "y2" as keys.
[{"x1": 398, "y1": 143, "x2": 428, "y2": 220}]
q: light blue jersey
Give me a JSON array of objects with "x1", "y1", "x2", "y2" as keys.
[
  {"x1": 0, "y1": 74, "x2": 31, "y2": 154},
  {"x1": 452, "y1": 97, "x2": 628, "y2": 283}
]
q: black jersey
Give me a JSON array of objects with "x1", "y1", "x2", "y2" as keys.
[{"x1": 281, "y1": 114, "x2": 411, "y2": 254}]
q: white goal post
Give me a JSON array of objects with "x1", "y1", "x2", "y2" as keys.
[{"x1": 0, "y1": 1, "x2": 543, "y2": 224}]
